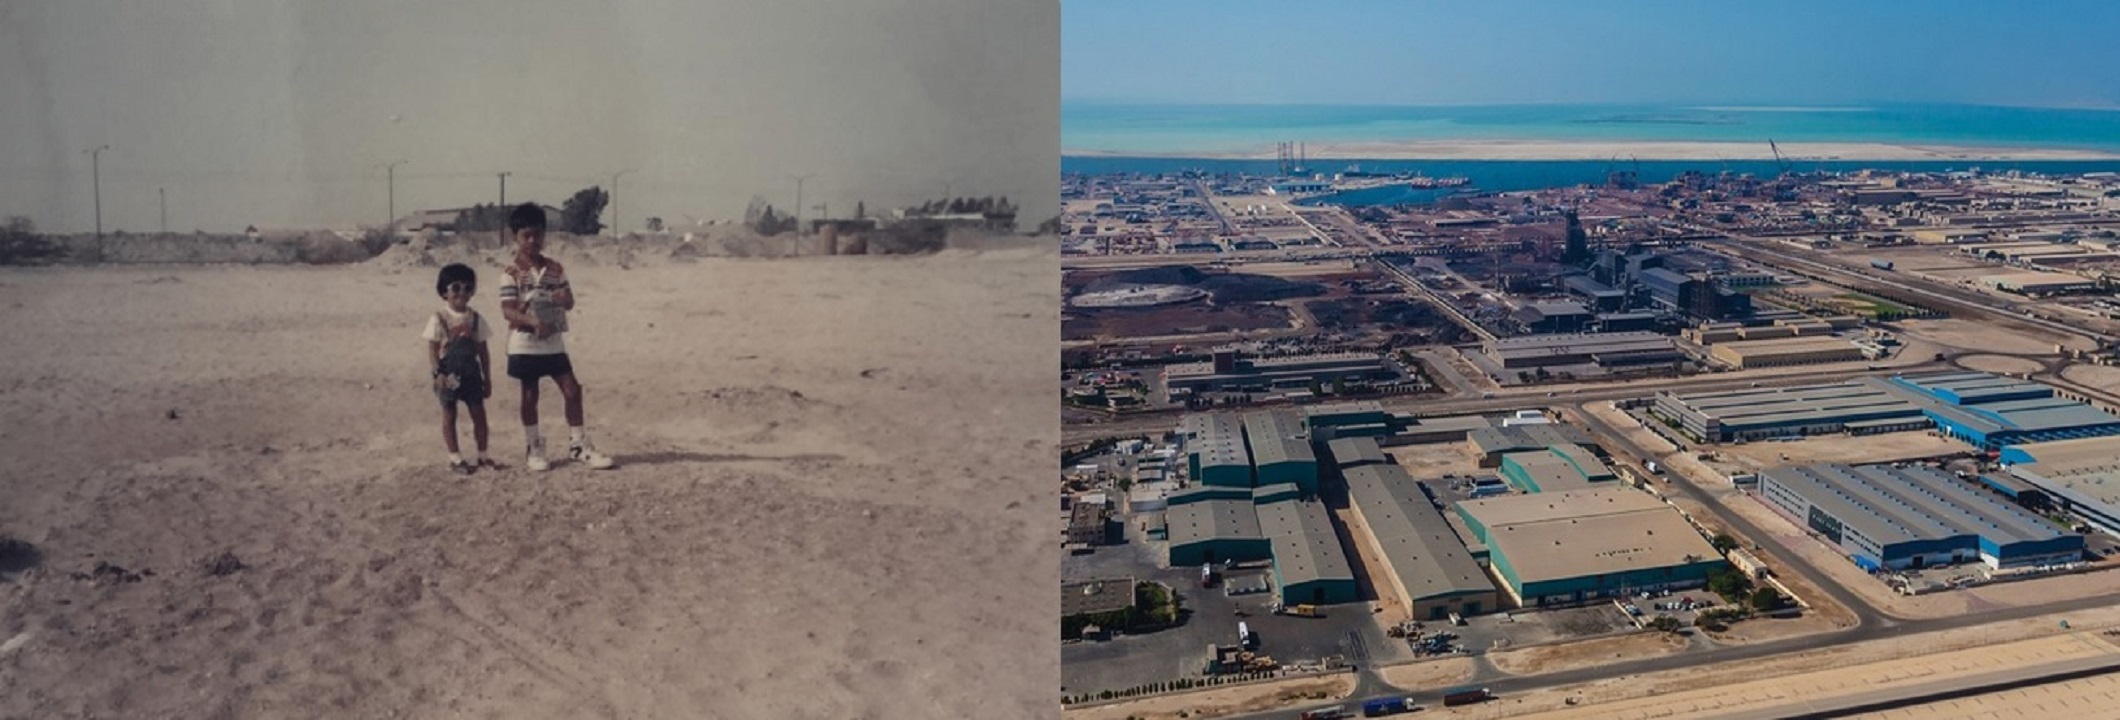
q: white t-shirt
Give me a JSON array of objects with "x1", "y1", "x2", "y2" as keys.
[
  {"x1": 420, "y1": 307, "x2": 494, "y2": 344},
  {"x1": 500, "y1": 260, "x2": 569, "y2": 356}
]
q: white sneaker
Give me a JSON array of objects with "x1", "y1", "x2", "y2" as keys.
[
  {"x1": 570, "y1": 441, "x2": 616, "y2": 470},
  {"x1": 526, "y1": 439, "x2": 551, "y2": 472}
]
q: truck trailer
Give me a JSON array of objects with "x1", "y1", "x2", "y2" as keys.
[
  {"x1": 1442, "y1": 686, "x2": 1491, "y2": 707},
  {"x1": 1362, "y1": 696, "x2": 1414, "y2": 716}
]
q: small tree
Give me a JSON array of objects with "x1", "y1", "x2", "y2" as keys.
[
  {"x1": 1710, "y1": 533, "x2": 1739, "y2": 554},
  {"x1": 1646, "y1": 615, "x2": 1683, "y2": 633},
  {"x1": 1748, "y1": 587, "x2": 1788, "y2": 613},
  {"x1": 560, "y1": 186, "x2": 609, "y2": 235},
  {"x1": 645, "y1": 216, "x2": 664, "y2": 232}
]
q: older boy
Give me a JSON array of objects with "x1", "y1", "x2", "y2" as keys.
[{"x1": 498, "y1": 203, "x2": 616, "y2": 471}]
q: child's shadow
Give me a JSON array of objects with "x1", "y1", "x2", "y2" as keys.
[{"x1": 623, "y1": 451, "x2": 845, "y2": 466}]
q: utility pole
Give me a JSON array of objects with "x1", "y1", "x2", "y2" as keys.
[
  {"x1": 159, "y1": 187, "x2": 167, "y2": 233},
  {"x1": 86, "y1": 145, "x2": 109, "y2": 238},
  {"x1": 610, "y1": 169, "x2": 635, "y2": 236},
  {"x1": 496, "y1": 171, "x2": 512, "y2": 246},
  {"x1": 385, "y1": 160, "x2": 407, "y2": 234},
  {"x1": 788, "y1": 173, "x2": 814, "y2": 236}
]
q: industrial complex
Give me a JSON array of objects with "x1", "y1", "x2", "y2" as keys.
[{"x1": 1062, "y1": 160, "x2": 2120, "y2": 711}]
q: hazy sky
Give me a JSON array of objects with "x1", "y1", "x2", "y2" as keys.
[
  {"x1": 1, "y1": 0, "x2": 1056, "y2": 233},
  {"x1": 1063, "y1": 0, "x2": 2120, "y2": 109}
]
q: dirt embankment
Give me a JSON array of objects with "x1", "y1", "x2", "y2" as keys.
[{"x1": 8, "y1": 225, "x2": 1051, "y2": 269}]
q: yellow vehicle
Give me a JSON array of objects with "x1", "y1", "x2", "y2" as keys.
[{"x1": 1278, "y1": 603, "x2": 1322, "y2": 618}]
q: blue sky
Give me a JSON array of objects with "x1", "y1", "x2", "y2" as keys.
[{"x1": 1063, "y1": 1, "x2": 2120, "y2": 108}]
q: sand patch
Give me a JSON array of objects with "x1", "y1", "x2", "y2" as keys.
[
  {"x1": 1062, "y1": 674, "x2": 1356, "y2": 720},
  {"x1": 1487, "y1": 632, "x2": 1688, "y2": 676}
]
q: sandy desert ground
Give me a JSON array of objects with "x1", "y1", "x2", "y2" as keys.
[
  {"x1": 0, "y1": 238, "x2": 1058, "y2": 719},
  {"x1": 1067, "y1": 140, "x2": 2120, "y2": 161}
]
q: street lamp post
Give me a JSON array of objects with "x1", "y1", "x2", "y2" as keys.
[
  {"x1": 610, "y1": 169, "x2": 635, "y2": 237},
  {"x1": 86, "y1": 145, "x2": 110, "y2": 238},
  {"x1": 385, "y1": 160, "x2": 407, "y2": 234},
  {"x1": 789, "y1": 173, "x2": 814, "y2": 236}
]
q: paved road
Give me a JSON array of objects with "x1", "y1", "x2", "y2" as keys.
[
  {"x1": 1247, "y1": 587, "x2": 2120, "y2": 720},
  {"x1": 1062, "y1": 361, "x2": 1953, "y2": 445}
]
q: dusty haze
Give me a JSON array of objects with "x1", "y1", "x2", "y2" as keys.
[{"x1": 0, "y1": 0, "x2": 1059, "y2": 233}]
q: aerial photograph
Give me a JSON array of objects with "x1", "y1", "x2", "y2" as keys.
[
  {"x1": 0, "y1": 1, "x2": 1057, "y2": 718},
  {"x1": 1057, "y1": 2, "x2": 2120, "y2": 718}
]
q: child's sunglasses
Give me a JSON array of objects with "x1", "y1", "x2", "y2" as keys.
[{"x1": 445, "y1": 282, "x2": 474, "y2": 295}]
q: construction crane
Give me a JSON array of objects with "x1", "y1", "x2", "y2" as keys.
[{"x1": 1769, "y1": 139, "x2": 1792, "y2": 177}]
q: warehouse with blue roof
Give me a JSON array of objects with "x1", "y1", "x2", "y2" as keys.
[
  {"x1": 1885, "y1": 372, "x2": 2120, "y2": 450},
  {"x1": 1757, "y1": 463, "x2": 2083, "y2": 571}
]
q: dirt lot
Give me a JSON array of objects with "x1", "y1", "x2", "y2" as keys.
[
  {"x1": 0, "y1": 244, "x2": 1057, "y2": 719},
  {"x1": 1062, "y1": 674, "x2": 1355, "y2": 720},
  {"x1": 1376, "y1": 657, "x2": 1476, "y2": 690},
  {"x1": 2061, "y1": 363, "x2": 2120, "y2": 394},
  {"x1": 1486, "y1": 631, "x2": 1688, "y2": 676},
  {"x1": 1955, "y1": 353, "x2": 2048, "y2": 375},
  {"x1": 1699, "y1": 609, "x2": 1849, "y2": 645},
  {"x1": 1239, "y1": 260, "x2": 1361, "y2": 278},
  {"x1": 1712, "y1": 430, "x2": 1969, "y2": 470},
  {"x1": 1900, "y1": 317, "x2": 2071, "y2": 355},
  {"x1": 1062, "y1": 303, "x2": 1294, "y2": 341}
]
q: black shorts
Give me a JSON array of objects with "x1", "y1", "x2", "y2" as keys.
[
  {"x1": 435, "y1": 372, "x2": 487, "y2": 408},
  {"x1": 507, "y1": 353, "x2": 574, "y2": 382}
]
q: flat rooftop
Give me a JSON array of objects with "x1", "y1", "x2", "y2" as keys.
[
  {"x1": 1455, "y1": 487, "x2": 1668, "y2": 529},
  {"x1": 1167, "y1": 498, "x2": 1264, "y2": 547},
  {"x1": 1501, "y1": 449, "x2": 1599, "y2": 493},
  {"x1": 1487, "y1": 507, "x2": 1721, "y2": 585},
  {"x1": 1343, "y1": 464, "x2": 1498, "y2": 601},
  {"x1": 1062, "y1": 577, "x2": 1136, "y2": 617},
  {"x1": 1761, "y1": 464, "x2": 2065, "y2": 548},
  {"x1": 1255, "y1": 499, "x2": 1356, "y2": 589},
  {"x1": 1714, "y1": 337, "x2": 1859, "y2": 355},
  {"x1": 1467, "y1": 424, "x2": 1595, "y2": 455},
  {"x1": 1487, "y1": 331, "x2": 1676, "y2": 358}
]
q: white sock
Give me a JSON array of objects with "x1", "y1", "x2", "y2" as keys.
[
  {"x1": 526, "y1": 425, "x2": 542, "y2": 450},
  {"x1": 448, "y1": 452, "x2": 463, "y2": 465},
  {"x1": 570, "y1": 427, "x2": 587, "y2": 446},
  {"x1": 475, "y1": 449, "x2": 489, "y2": 462}
]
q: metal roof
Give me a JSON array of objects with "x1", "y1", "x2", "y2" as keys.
[
  {"x1": 1467, "y1": 424, "x2": 1594, "y2": 456},
  {"x1": 1343, "y1": 465, "x2": 1497, "y2": 601},
  {"x1": 1166, "y1": 498, "x2": 1264, "y2": 547},
  {"x1": 1255, "y1": 499, "x2": 1356, "y2": 589},
  {"x1": 1761, "y1": 464, "x2": 2066, "y2": 548},
  {"x1": 1325, "y1": 436, "x2": 1387, "y2": 467},
  {"x1": 1188, "y1": 414, "x2": 1253, "y2": 469},
  {"x1": 1244, "y1": 410, "x2": 1316, "y2": 467}
]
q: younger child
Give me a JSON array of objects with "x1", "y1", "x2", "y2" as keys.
[{"x1": 423, "y1": 263, "x2": 498, "y2": 474}]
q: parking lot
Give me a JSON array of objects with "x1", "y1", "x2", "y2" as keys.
[{"x1": 1062, "y1": 520, "x2": 1403, "y2": 695}]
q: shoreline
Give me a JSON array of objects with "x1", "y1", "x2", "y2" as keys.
[{"x1": 1063, "y1": 139, "x2": 2120, "y2": 162}]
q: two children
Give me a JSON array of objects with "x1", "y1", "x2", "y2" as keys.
[{"x1": 424, "y1": 203, "x2": 616, "y2": 473}]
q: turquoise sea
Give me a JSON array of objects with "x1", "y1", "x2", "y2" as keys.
[
  {"x1": 1062, "y1": 104, "x2": 2120, "y2": 206},
  {"x1": 1062, "y1": 103, "x2": 2120, "y2": 156}
]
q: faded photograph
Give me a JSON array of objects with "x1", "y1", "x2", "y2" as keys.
[{"x1": 0, "y1": 2, "x2": 1057, "y2": 718}]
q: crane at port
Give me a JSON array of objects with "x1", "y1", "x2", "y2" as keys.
[{"x1": 1769, "y1": 139, "x2": 1792, "y2": 177}]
